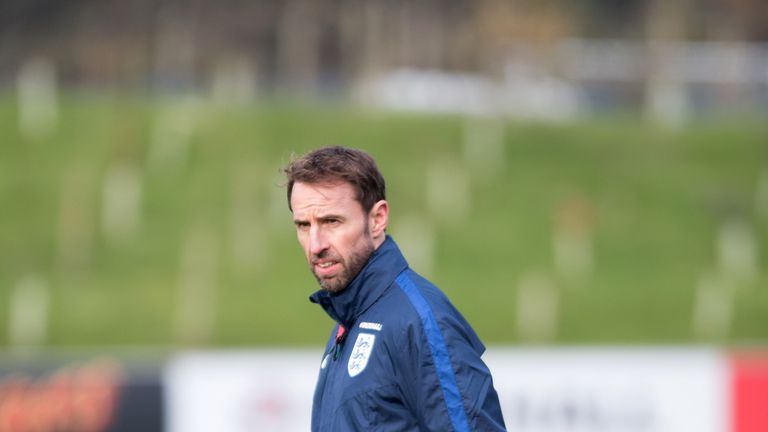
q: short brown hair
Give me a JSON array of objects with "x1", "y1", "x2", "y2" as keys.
[{"x1": 284, "y1": 146, "x2": 386, "y2": 213}]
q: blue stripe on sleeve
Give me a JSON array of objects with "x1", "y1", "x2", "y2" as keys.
[{"x1": 395, "y1": 271, "x2": 470, "y2": 432}]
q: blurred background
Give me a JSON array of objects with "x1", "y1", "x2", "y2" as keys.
[{"x1": 1, "y1": 0, "x2": 767, "y2": 431}]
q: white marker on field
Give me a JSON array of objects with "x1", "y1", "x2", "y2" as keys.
[
  {"x1": 391, "y1": 214, "x2": 436, "y2": 278},
  {"x1": 211, "y1": 58, "x2": 257, "y2": 106},
  {"x1": 147, "y1": 99, "x2": 201, "y2": 172},
  {"x1": 692, "y1": 272, "x2": 731, "y2": 341},
  {"x1": 516, "y1": 272, "x2": 559, "y2": 343},
  {"x1": 645, "y1": 41, "x2": 688, "y2": 127},
  {"x1": 462, "y1": 116, "x2": 505, "y2": 180},
  {"x1": 229, "y1": 163, "x2": 267, "y2": 277},
  {"x1": 755, "y1": 168, "x2": 768, "y2": 220},
  {"x1": 17, "y1": 57, "x2": 58, "y2": 141},
  {"x1": 56, "y1": 163, "x2": 96, "y2": 274},
  {"x1": 717, "y1": 218, "x2": 757, "y2": 285},
  {"x1": 101, "y1": 163, "x2": 143, "y2": 244},
  {"x1": 269, "y1": 173, "x2": 291, "y2": 228},
  {"x1": 553, "y1": 195, "x2": 594, "y2": 282},
  {"x1": 175, "y1": 223, "x2": 220, "y2": 345},
  {"x1": 426, "y1": 158, "x2": 469, "y2": 225},
  {"x1": 9, "y1": 275, "x2": 49, "y2": 351}
]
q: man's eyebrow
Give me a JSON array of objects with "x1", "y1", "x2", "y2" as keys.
[
  {"x1": 317, "y1": 214, "x2": 345, "y2": 222},
  {"x1": 292, "y1": 214, "x2": 345, "y2": 224}
]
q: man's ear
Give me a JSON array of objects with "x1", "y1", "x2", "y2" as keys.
[{"x1": 368, "y1": 200, "x2": 389, "y2": 242}]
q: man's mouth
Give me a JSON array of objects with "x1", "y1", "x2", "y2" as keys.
[{"x1": 313, "y1": 261, "x2": 341, "y2": 277}]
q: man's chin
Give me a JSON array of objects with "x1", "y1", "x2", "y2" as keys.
[
  {"x1": 314, "y1": 273, "x2": 347, "y2": 293},
  {"x1": 320, "y1": 280, "x2": 346, "y2": 293},
  {"x1": 322, "y1": 287, "x2": 342, "y2": 294}
]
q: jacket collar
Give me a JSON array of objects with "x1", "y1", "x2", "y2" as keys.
[{"x1": 309, "y1": 235, "x2": 408, "y2": 328}]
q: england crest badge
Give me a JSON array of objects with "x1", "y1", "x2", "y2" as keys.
[{"x1": 347, "y1": 333, "x2": 376, "y2": 377}]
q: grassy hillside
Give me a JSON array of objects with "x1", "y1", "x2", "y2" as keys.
[{"x1": 1, "y1": 95, "x2": 766, "y2": 347}]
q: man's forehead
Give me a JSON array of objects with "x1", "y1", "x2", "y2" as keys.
[{"x1": 291, "y1": 181, "x2": 359, "y2": 212}]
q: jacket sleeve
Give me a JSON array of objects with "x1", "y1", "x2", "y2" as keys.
[{"x1": 397, "y1": 306, "x2": 506, "y2": 431}]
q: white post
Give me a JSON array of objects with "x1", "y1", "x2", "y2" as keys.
[
  {"x1": 692, "y1": 272, "x2": 731, "y2": 340},
  {"x1": 101, "y1": 163, "x2": 143, "y2": 244},
  {"x1": 9, "y1": 275, "x2": 49, "y2": 351},
  {"x1": 462, "y1": 116, "x2": 506, "y2": 182},
  {"x1": 644, "y1": 0, "x2": 690, "y2": 126},
  {"x1": 553, "y1": 195, "x2": 594, "y2": 283},
  {"x1": 426, "y1": 157, "x2": 470, "y2": 226},
  {"x1": 16, "y1": 57, "x2": 58, "y2": 141},
  {"x1": 56, "y1": 163, "x2": 96, "y2": 275},
  {"x1": 391, "y1": 214, "x2": 436, "y2": 279},
  {"x1": 210, "y1": 57, "x2": 257, "y2": 106},
  {"x1": 229, "y1": 163, "x2": 268, "y2": 278},
  {"x1": 516, "y1": 272, "x2": 559, "y2": 343},
  {"x1": 175, "y1": 223, "x2": 220, "y2": 345},
  {"x1": 717, "y1": 218, "x2": 757, "y2": 285},
  {"x1": 147, "y1": 99, "x2": 201, "y2": 173},
  {"x1": 755, "y1": 168, "x2": 768, "y2": 220}
]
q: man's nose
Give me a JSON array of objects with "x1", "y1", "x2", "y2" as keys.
[{"x1": 309, "y1": 226, "x2": 329, "y2": 257}]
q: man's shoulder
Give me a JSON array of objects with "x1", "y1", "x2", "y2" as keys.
[
  {"x1": 362, "y1": 274, "x2": 422, "y2": 325},
  {"x1": 391, "y1": 269, "x2": 483, "y2": 346},
  {"x1": 362, "y1": 269, "x2": 458, "y2": 331},
  {"x1": 393, "y1": 269, "x2": 455, "y2": 313},
  {"x1": 364, "y1": 268, "x2": 485, "y2": 355}
]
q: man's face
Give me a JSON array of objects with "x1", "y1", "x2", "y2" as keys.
[{"x1": 290, "y1": 181, "x2": 375, "y2": 293}]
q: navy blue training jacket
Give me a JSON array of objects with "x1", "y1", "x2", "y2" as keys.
[{"x1": 309, "y1": 236, "x2": 506, "y2": 431}]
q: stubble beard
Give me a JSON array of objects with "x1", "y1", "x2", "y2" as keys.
[{"x1": 313, "y1": 226, "x2": 375, "y2": 294}]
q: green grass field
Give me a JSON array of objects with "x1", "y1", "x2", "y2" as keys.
[{"x1": 1, "y1": 95, "x2": 766, "y2": 347}]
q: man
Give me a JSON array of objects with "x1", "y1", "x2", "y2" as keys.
[{"x1": 284, "y1": 146, "x2": 506, "y2": 431}]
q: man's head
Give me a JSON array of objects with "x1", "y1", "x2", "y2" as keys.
[{"x1": 284, "y1": 146, "x2": 389, "y2": 293}]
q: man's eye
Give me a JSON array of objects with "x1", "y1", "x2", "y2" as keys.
[
  {"x1": 325, "y1": 219, "x2": 341, "y2": 225},
  {"x1": 296, "y1": 222, "x2": 310, "y2": 230}
]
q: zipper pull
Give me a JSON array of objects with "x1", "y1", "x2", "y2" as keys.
[{"x1": 333, "y1": 325, "x2": 347, "y2": 361}]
